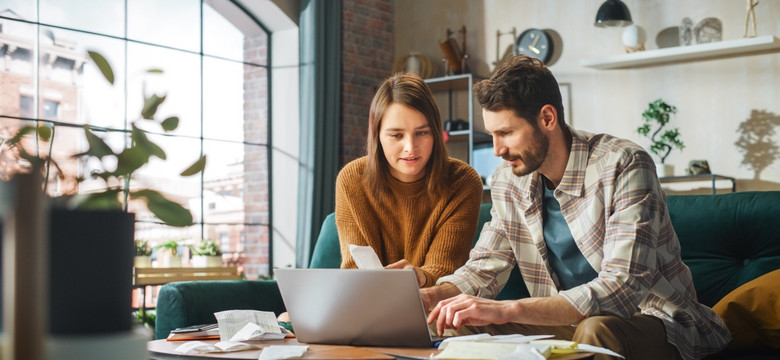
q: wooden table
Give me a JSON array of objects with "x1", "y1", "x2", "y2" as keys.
[{"x1": 147, "y1": 339, "x2": 595, "y2": 359}]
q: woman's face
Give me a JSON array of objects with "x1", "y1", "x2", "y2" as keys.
[{"x1": 379, "y1": 103, "x2": 434, "y2": 183}]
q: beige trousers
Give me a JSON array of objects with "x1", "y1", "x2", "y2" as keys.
[{"x1": 442, "y1": 314, "x2": 683, "y2": 360}]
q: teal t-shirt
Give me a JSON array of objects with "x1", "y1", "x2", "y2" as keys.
[{"x1": 542, "y1": 186, "x2": 598, "y2": 290}]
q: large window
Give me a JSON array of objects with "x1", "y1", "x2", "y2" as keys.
[{"x1": 0, "y1": 0, "x2": 271, "y2": 279}]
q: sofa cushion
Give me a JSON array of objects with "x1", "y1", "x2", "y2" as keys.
[
  {"x1": 154, "y1": 280, "x2": 286, "y2": 339},
  {"x1": 666, "y1": 192, "x2": 780, "y2": 307},
  {"x1": 309, "y1": 213, "x2": 341, "y2": 268},
  {"x1": 712, "y1": 269, "x2": 780, "y2": 350}
]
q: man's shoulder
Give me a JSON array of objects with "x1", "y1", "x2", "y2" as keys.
[{"x1": 573, "y1": 129, "x2": 650, "y2": 163}]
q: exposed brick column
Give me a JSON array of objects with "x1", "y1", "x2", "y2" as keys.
[
  {"x1": 243, "y1": 34, "x2": 270, "y2": 279},
  {"x1": 340, "y1": 0, "x2": 394, "y2": 167}
]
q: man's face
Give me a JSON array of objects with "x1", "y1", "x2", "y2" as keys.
[{"x1": 483, "y1": 108, "x2": 549, "y2": 177}]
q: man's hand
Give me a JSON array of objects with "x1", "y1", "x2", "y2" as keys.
[
  {"x1": 427, "y1": 294, "x2": 517, "y2": 336},
  {"x1": 385, "y1": 259, "x2": 425, "y2": 287}
]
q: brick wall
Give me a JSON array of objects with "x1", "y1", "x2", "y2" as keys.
[
  {"x1": 243, "y1": 33, "x2": 270, "y2": 279},
  {"x1": 340, "y1": 0, "x2": 394, "y2": 167}
]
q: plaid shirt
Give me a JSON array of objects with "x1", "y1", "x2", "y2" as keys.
[{"x1": 438, "y1": 127, "x2": 731, "y2": 360}]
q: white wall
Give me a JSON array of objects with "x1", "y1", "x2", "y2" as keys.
[
  {"x1": 395, "y1": 0, "x2": 780, "y2": 191},
  {"x1": 240, "y1": 0, "x2": 300, "y2": 269}
]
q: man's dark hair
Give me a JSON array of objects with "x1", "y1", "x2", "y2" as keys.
[{"x1": 474, "y1": 55, "x2": 565, "y2": 127}]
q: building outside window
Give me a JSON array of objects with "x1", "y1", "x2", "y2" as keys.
[{"x1": 0, "y1": 1, "x2": 271, "y2": 280}]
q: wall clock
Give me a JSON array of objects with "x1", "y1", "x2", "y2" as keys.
[{"x1": 515, "y1": 28, "x2": 554, "y2": 65}]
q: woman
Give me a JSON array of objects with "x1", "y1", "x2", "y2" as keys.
[{"x1": 335, "y1": 72, "x2": 483, "y2": 287}]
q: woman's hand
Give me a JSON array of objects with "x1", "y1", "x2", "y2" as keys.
[{"x1": 385, "y1": 259, "x2": 425, "y2": 287}]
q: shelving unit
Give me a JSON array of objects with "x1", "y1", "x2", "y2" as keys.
[
  {"x1": 581, "y1": 35, "x2": 780, "y2": 69},
  {"x1": 425, "y1": 73, "x2": 481, "y2": 165},
  {"x1": 425, "y1": 74, "x2": 498, "y2": 193}
]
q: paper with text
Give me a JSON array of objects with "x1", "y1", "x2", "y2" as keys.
[
  {"x1": 348, "y1": 244, "x2": 383, "y2": 269},
  {"x1": 214, "y1": 310, "x2": 285, "y2": 342}
]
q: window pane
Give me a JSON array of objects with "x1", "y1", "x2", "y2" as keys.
[
  {"x1": 0, "y1": 19, "x2": 36, "y2": 118},
  {"x1": 0, "y1": 1, "x2": 37, "y2": 22},
  {"x1": 131, "y1": 134, "x2": 202, "y2": 227},
  {"x1": 128, "y1": 0, "x2": 200, "y2": 53},
  {"x1": 203, "y1": 1, "x2": 266, "y2": 65},
  {"x1": 39, "y1": 0, "x2": 124, "y2": 38},
  {"x1": 203, "y1": 57, "x2": 244, "y2": 142},
  {"x1": 39, "y1": 26, "x2": 126, "y2": 129},
  {"x1": 127, "y1": 43, "x2": 201, "y2": 138}
]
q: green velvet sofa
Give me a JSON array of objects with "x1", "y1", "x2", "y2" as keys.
[{"x1": 154, "y1": 191, "x2": 780, "y2": 358}]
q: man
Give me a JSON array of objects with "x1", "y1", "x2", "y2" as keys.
[{"x1": 421, "y1": 55, "x2": 731, "y2": 360}]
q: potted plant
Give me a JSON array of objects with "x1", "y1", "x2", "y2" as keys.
[
  {"x1": 191, "y1": 239, "x2": 223, "y2": 268},
  {"x1": 637, "y1": 98, "x2": 685, "y2": 177},
  {"x1": 155, "y1": 239, "x2": 183, "y2": 267},
  {"x1": 134, "y1": 240, "x2": 153, "y2": 268},
  {"x1": 2, "y1": 50, "x2": 206, "y2": 335}
]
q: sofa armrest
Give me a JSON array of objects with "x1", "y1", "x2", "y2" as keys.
[{"x1": 155, "y1": 280, "x2": 286, "y2": 339}]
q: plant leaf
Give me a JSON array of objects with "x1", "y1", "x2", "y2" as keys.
[
  {"x1": 88, "y1": 50, "x2": 114, "y2": 85},
  {"x1": 141, "y1": 94, "x2": 166, "y2": 119},
  {"x1": 161, "y1": 116, "x2": 179, "y2": 131},
  {"x1": 132, "y1": 189, "x2": 193, "y2": 227},
  {"x1": 36, "y1": 125, "x2": 52, "y2": 141},
  {"x1": 131, "y1": 124, "x2": 166, "y2": 160},
  {"x1": 79, "y1": 126, "x2": 115, "y2": 159},
  {"x1": 114, "y1": 146, "x2": 148, "y2": 176},
  {"x1": 180, "y1": 155, "x2": 206, "y2": 177},
  {"x1": 7, "y1": 125, "x2": 35, "y2": 145}
]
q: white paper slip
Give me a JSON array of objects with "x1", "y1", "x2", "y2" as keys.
[
  {"x1": 258, "y1": 345, "x2": 309, "y2": 360},
  {"x1": 348, "y1": 244, "x2": 384, "y2": 269}
]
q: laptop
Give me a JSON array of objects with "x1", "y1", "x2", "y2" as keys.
[{"x1": 275, "y1": 268, "x2": 439, "y2": 348}]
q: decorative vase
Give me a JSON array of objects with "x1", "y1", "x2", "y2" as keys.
[
  {"x1": 49, "y1": 208, "x2": 135, "y2": 335},
  {"x1": 656, "y1": 163, "x2": 674, "y2": 178},
  {"x1": 193, "y1": 255, "x2": 223, "y2": 268},
  {"x1": 162, "y1": 255, "x2": 182, "y2": 267},
  {"x1": 134, "y1": 255, "x2": 152, "y2": 268}
]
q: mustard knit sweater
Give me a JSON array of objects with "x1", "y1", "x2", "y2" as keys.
[{"x1": 335, "y1": 157, "x2": 483, "y2": 287}]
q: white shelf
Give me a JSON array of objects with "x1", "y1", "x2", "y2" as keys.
[{"x1": 581, "y1": 35, "x2": 780, "y2": 69}]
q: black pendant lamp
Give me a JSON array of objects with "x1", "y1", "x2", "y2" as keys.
[{"x1": 594, "y1": 0, "x2": 633, "y2": 27}]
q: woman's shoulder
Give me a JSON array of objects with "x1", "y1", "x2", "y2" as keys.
[
  {"x1": 447, "y1": 157, "x2": 481, "y2": 180},
  {"x1": 445, "y1": 158, "x2": 483, "y2": 191},
  {"x1": 337, "y1": 157, "x2": 367, "y2": 181}
]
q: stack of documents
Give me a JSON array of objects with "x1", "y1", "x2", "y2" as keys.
[{"x1": 434, "y1": 334, "x2": 624, "y2": 359}]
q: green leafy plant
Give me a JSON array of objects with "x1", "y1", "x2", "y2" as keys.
[
  {"x1": 637, "y1": 99, "x2": 685, "y2": 164},
  {"x1": 135, "y1": 240, "x2": 152, "y2": 256},
  {"x1": 155, "y1": 239, "x2": 182, "y2": 257},
  {"x1": 191, "y1": 239, "x2": 222, "y2": 256},
  {"x1": 4, "y1": 51, "x2": 206, "y2": 227}
]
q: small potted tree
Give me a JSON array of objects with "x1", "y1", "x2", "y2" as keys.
[
  {"x1": 637, "y1": 98, "x2": 685, "y2": 177},
  {"x1": 134, "y1": 240, "x2": 153, "y2": 267},
  {"x1": 191, "y1": 239, "x2": 223, "y2": 268},
  {"x1": 155, "y1": 239, "x2": 183, "y2": 267}
]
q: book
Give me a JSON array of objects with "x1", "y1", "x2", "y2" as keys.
[{"x1": 167, "y1": 324, "x2": 220, "y2": 341}]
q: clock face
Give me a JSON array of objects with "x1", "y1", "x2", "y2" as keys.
[{"x1": 516, "y1": 28, "x2": 553, "y2": 64}]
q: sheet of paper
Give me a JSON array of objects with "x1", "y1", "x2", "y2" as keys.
[
  {"x1": 258, "y1": 345, "x2": 309, "y2": 360},
  {"x1": 435, "y1": 341, "x2": 548, "y2": 360},
  {"x1": 576, "y1": 344, "x2": 625, "y2": 358},
  {"x1": 214, "y1": 310, "x2": 282, "y2": 341},
  {"x1": 348, "y1": 244, "x2": 383, "y2": 269}
]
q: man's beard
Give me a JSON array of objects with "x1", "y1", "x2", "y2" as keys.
[{"x1": 503, "y1": 127, "x2": 549, "y2": 177}]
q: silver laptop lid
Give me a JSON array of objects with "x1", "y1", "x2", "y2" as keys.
[{"x1": 275, "y1": 268, "x2": 433, "y2": 348}]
